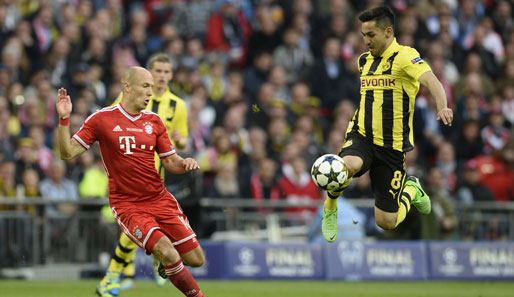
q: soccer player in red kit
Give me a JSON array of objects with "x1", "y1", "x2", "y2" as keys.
[{"x1": 57, "y1": 66, "x2": 206, "y2": 297}]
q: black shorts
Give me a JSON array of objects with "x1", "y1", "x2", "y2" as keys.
[{"x1": 339, "y1": 131, "x2": 406, "y2": 213}]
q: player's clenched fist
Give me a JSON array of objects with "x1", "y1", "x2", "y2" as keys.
[
  {"x1": 56, "y1": 88, "x2": 72, "y2": 118},
  {"x1": 181, "y1": 158, "x2": 200, "y2": 171}
]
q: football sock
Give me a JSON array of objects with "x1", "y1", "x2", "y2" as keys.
[
  {"x1": 395, "y1": 185, "x2": 416, "y2": 227},
  {"x1": 165, "y1": 260, "x2": 204, "y2": 297},
  {"x1": 123, "y1": 262, "x2": 135, "y2": 279},
  {"x1": 325, "y1": 177, "x2": 353, "y2": 211},
  {"x1": 108, "y1": 234, "x2": 137, "y2": 273}
]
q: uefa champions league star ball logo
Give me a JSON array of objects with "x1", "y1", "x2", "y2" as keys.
[
  {"x1": 143, "y1": 122, "x2": 153, "y2": 134},
  {"x1": 239, "y1": 247, "x2": 254, "y2": 265}
]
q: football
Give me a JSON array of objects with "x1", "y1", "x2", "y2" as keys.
[{"x1": 310, "y1": 154, "x2": 348, "y2": 191}]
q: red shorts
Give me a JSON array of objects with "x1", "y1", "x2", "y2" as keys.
[{"x1": 111, "y1": 191, "x2": 198, "y2": 254}]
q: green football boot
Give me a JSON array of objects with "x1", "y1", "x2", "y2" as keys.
[
  {"x1": 321, "y1": 208, "x2": 338, "y2": 242},
  {"x1": 406, "y1": 176, "x2": 431, "y2": 215}
]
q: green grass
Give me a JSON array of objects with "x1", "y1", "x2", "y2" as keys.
[{"x1": 1, "y1": 280, "x2": 514, "y2": 297}]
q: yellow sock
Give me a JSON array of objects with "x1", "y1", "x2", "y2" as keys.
[
  {"x1": 123, "y1": 262, "x2": 135, "y2": 278},
  {"x1": 324, "y1": 197, "x2": 338, "y2": 211},
  {"x1": 395, "y1": 185, "x2": 416, "y2": 227},
  {"x1": 108, "y1": 233, "x2": 137, "y2": 273},
  {"x1": 324, "y1": 177, "x2": 353, "y2": 211}
]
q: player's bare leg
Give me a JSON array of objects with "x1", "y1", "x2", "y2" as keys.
[
  {"x1": 321, "y1": 155, "x2": 362, "y2": 242},
  {"x1": 152, "y1": 236, "x2": 205, "y2": 297}
]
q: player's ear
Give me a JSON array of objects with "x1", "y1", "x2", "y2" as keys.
[{"x1": 385, "y1": 26, "x2": 393, "y2": 38}]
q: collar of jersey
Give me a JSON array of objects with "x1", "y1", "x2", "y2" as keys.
[
  {"x1": 152, "y1": 86, "x2": 171, "y2": 102},
  {"x1": 118, "y1": 104, "x2": 142, "y2": 121},
  {"x1": 380, "y1": 38, "x2": 400, "y2": 58}
]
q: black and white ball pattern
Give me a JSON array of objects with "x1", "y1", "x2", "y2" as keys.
[{"x1": 311, "y1": 154, "x2": 348, "y2": 191}]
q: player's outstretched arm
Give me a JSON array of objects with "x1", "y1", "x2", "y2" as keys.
[
  {"x1": 418, "y1": 71, "x2": 453, "y2": 126},
  {"x1": 56, "y1": 88, "x2": 86, "y2": 160},
  {"x1": 162, "y1": 153, "x2": 200, "y2": 174}
]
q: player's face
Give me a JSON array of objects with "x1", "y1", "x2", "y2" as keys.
[
  {"x1": 361, "y1": 21, "x2": 392, "y2": 57},
  {"x1": 150, "y1": 61, "x2": 172, "y2": 89},
  {"x1": 129, "y1": 70, "x2": 154, "y2": 111}
]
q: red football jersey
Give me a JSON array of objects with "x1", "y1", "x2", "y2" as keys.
[{"x1": 73, "y1": 104, "x2": 176, "y2": 204}]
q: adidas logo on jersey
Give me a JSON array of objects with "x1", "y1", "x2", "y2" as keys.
[{"x1": 113, "y1": 125, "x2": 123, "y2": 132}]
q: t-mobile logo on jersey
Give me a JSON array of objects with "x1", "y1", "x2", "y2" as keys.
[{"x1": 119, "y1": 136, "x2": 136, "y2": 154}]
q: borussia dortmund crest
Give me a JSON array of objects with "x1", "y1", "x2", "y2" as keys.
[{"x1": 382, "y1": 61, "x2": 391, "y2": 72}]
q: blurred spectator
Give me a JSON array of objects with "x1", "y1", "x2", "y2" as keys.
[
  {"x1": 421, "y1": 167, "x2": 458, "y2": 240},
  {"x1": 78, "y1": 151, "x2": 108, "y2": 199},
  {"x1": 471, "y1": 154, "x2": 513, "y2": 203},
  {"x1": 457, "y1": 159, "x2": 495, "y2": 204},
  {"x1": 173, "y1": 0, "x2": 213, "y2": 40},
  {"x1": 268, "y1": 65, "x2": 290, "y2": 104},
  {"x1": 248, "y1": 82, "x2": 274, "y2": 130},
  {"x1": 205, "y1": 0, "x2": 252, "y2": 67},
  {"x1": 425, "y1": 2, "x2": 459, "y2": 40},
  {"x1": 435, "y1": 141, "x2": 457, "y2": 192},
  {"x1": 464, "y1": 17, "x2": 504, "y2": 65},
  {"x1": 243, "y1": 50, "x2": 272, "y2": 104},
  {"x1": 14, "y1": 138, "x2": 44, "y2": 185},
  {"x1": 481, "y1": 107, "x2": 510, "y2": 155},
  {"x1": 21, "y1": 168, "x2": 39, "y2": 199},
  {"x1": 491, "y1": 0, "x2": 513, "y2": 42},
  {"x1": 250, "y1": 157, "x2": 280, "y2": 202},
  {"x1": 28, "y1": 126, "x2": 54, "y2": 175},
  {"x1": 455, "y1": 0, "x2": 484, "y2": 48},
  {"x1": 344, "y1": 171, "x2": 373, "y2": 199},
  {"x1": 31, "y1": 5, "x2": 57, "y2": 55},
  {"x1": 405, "y1": 147, "x2": 426, "y2": 180},
  {"x1": 277, "y1": 156, "x2": 321, "y2": 222},
  {"x1": 0, "y1": 161, "x2": 16, "y2": 198},
  {"x1": 501, "y1": 85, "x2": 514, "y2": 126},
  {"x1": 187, "y1": 90, "x2": 215, "y2": 154},
  {"x1": 2, "y1": 36, "x2": 31, "y2": 84},
  {"x1": 197, "y1": 131, "x2": 238, "y2": 193},
  {"x1": 287, "y1": 81, "x2": 309, "y2": 125},
  {"x1": 39, "y1": 159, "x2": 79, "y2": 215},
  {"x1": 203, "y1": 59, "x2": 228, "y2": 102},
  {"x1": 45, "y1": 37, "x2": 70, "y2": 88},
  {"x1": 309, "y1": 37, "x2": 347, "y2": 111},
  {"x1": 247, "y1": 10, "x2": 282, "y2": 65},
  {"x1": 454, "y1": 52, "x2": 496, "y2": 99},
  {"x1": 0, "y1": 96, "x2": 18, "y2": 162},
  {"x1": 207, "y1": 162, "x2": 240, "y2": 198},
  {"x1": 452, "y1": 119, "x2": 483, "y2": 163},
  {"x1": 267, "y1": 116, "x2": 290, "y2": 160},
  {"x1": 221, "y1": 104, "x2": 250, "y2": 154},
  {"x1": 272, "y1": 27, "x2": 313, "y2": 84},
  {"x1": 182, "y1": 38, "x2": 208, "y2": 73}
]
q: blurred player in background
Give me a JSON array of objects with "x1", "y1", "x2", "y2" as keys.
[
  {"x1": 98, "y1": 54, "x2": 189, "y2": 295},
  {"x1": 321, "y1": 6, "x2": 453, "y2": 242},
  {"x1": 57, "y1": 67, "x2": 205, "y2": 297}
]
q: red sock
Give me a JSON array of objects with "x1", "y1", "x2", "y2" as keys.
[{"x1": 165, "y1": 260, "x2": 204, "y2": 297}]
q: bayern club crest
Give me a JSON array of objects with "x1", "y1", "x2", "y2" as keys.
[
  {"x1": 133, "y1": 226, "x2": 143, "y2": 239},
  {"x1": 143, "y1": 122, "x2": 153, "y2": 134}
]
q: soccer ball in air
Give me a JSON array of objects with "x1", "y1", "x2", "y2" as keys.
[{"x1": 311, "y1": 154, "x2": 348, "y2": 191}]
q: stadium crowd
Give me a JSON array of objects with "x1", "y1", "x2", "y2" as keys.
[{"x1": 0, "y1": 0, "x2": 513, "y2": 242}]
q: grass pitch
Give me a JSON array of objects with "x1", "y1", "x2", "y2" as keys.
[{"x1": 1, "y1": 279, "x2": 513, "y2": 297}]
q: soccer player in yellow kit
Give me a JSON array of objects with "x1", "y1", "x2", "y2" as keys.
[
  {"x1": 97, "y1": 53, "x2": 189, "y2": 296},
  {"x1": 321, "y1": 6, "x2": 453, "y2": 242}
]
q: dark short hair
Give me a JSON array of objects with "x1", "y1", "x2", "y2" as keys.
[{"x1": 358, "y1": 6, "x2": 395, "y2": 30}]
